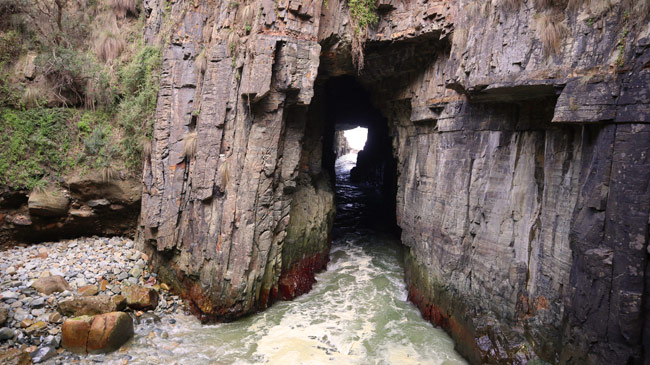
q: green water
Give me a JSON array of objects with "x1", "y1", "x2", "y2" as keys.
[{"x1": 106, "y1": 155, "x2": 466, "y2": 364}]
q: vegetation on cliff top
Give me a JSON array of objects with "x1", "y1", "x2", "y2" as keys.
[
  {"x1": 347, "y1": 0, "x2": 379, "y2": 72},
  {"x1": 0, "y1": 0, "x2": 161, "y2": 190}
]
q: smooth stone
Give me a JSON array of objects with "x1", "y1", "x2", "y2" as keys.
[
  {"x1": 31, "y1": 345, "x2": 57, "y2": 363},
  {"x1": 0, "y1": 291, "x2": 18, "y2": 300},
  {"x1": 31, "y1": 276, "x2": 70, "y2": 295},
  {"x1": 78, "y1": 285, "x2": 99, "y2": 297},
  {"x1": 0, "y1": 327, "x2": 15, "y2": 340},
  {"x1": 48, "y1": 312, "x2": 62, "y2": 324},
  {"x1": 42, "y1": 335, "x2": 60, "y2": 348},
  {"x1": 13, "y1": 308, "x2": 29, "y2": 322},
  {"x1": 25, "y1": 321, "x2": 47, "y2": 335},
  {"x1": 30, "y1": 297, "x2": 46, "y2": 308},
  {"x1": 128, "y1": 267, "x2": 142, "y2": 279}
]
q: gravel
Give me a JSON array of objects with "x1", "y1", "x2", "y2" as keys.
[{"x1": 0, "y1": 236, "x2": 187, "y2": 363}]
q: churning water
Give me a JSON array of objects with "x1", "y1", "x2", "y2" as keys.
[{"x1": 107, "y1": 154, "x2": 466, "y2": 365}]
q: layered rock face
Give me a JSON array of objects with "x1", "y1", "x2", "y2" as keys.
[
  {"x1": 0, "y1": 175, "x2": 141, "y2": 244},
  {"x1": 138, "y1": 0, "x2": 334, "y2": 321},
  {"x1": 140, "y1": 0, "x2": 649, "y2": 363}
]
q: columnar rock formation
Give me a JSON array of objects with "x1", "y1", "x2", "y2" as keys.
[{"x1": 139, "y1": 0, "x2": 649, "y2": 363}]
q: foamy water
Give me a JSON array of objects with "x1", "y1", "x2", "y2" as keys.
[{"x1": 98, "y1": 154, "x2": 466, "y2": 365}]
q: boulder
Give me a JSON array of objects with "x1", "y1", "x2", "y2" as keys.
[
  {"x1": 123, "y1": 286, "x2": 159, "y2": 310},
  {"x1": 31, "y1": 276, "x2": 70, "y2": 295},
  {"x1": 68, "y1": 173, "x2": 141, "y2": 205},
  {"x1": 58, "y1": 295, "x2": 126, "y2": 316},
  {"x1": 62, "y1": 312, "x2": 133, "y2": 354},
  {"x1": 86, "y1": 312, "x2": 134, "y2": 354},
  {"x1": 61, "y1": 315, "x2": 94, "y2": 354},
  {"x1": 0, "y1": 348, "x2": 32, "y2": 365},
  {"x1": 27, "y1": 190, "x2": 69, "y2": 217},
  {"x1": 69, "y1": 207, "x2": 95, "y2": 218},
  {"x1": 23, "y1": 53, "x2": 37, "y2": 80}
]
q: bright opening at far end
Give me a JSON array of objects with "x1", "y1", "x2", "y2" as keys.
[{"x1": 344, "y1": 127, "x2": 368, "y2": 151}]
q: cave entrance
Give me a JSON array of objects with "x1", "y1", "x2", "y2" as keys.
[{"x1": 318, "y1": 75, "x2": 400, "y2": 237}]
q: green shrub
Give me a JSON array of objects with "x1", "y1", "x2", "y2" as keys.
[
  {"x1": 83, "y1": 124, "x2": 117, "y2": 168},
  {"x1": 38, "y1": 47, "x2": 92, "y2": 105},
  {"x1": 116, "y1": 44, "x2": 161, "y2": 168},
  {"x1": 77, "y1": 118, "x2": 92, "y2": 134},
  {"x1": 348, "y1": 0, "x2": 378, "y2": 36},
  {"x1": 0, "y1": 30, "x2": 21, "y2": 64},
  {"x1": 0, "y1": 108, "x2": 73, "y2": 189},
  {"x1": 0, "y1": 65, "x2": 22, "y2": 107}
]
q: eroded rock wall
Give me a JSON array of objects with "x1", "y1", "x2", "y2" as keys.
[
  {"x1": 140, "y1": 0, "x2": 649, "y2": 362},
  {"x1": 369, "y1": 1, "x2": 650, "y2": 363},
  {"x1": 1, "y1": 175, "x2": 141, "y2": 244},
  {"x1": 138, "y1": 0, "x2": 336, "y2": 321}
]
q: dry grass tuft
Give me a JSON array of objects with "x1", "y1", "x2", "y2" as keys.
[
  {"x1": 22, "y1": 86, "x2": 42, "y2": 108},
  {"x1": 109, "y1": 0, "x2": 138, "y2": 18},
  {"x1": 226, "y1": 30, "x2": 240, "y2": 51},
  {"x1": 142, "y1": 137, "x2": 152, "y2": 159},
  {"x1": 216, "y1": 158, "x2": 230, "y2": 192},
  {"x1": 195, "y1": 49, "x2": 207, "y2": 74},
  {"x1": 183, "y1": 131, "x2": 198, "y2": 158},
  {"x1": 32, "y1": 185, "x2": 51, "y2": 196},
  {"x1": 95, "y1": 31, "x2": 125, "y2": 63},
  {"x1": 238, "y1": 4, "x2": 256, "y2": 25},
  {"x1": 101, "y1": 166, "x2": 119, "y2": 182},
  {"x1": 536, "y1": 12, "x2": 565, "y2": 56}
]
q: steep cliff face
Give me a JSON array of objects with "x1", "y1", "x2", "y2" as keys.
[
  {"x1": 140, "y1": 0, "x2": 649, "y2": 362},
  {"x1": 138, "y1": 0, "x2": 334, "y2": 321},
  {"x1": 377, "y1": 1, "x2": 650, "y2": 363}
]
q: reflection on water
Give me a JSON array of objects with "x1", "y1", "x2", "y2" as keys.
[{"x1": 110, "y1": 154, "x2": 466, "y2": 365}]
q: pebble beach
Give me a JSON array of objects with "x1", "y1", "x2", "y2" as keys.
[{"x1": 0, "y1": 236, "x2": 186, "y2": 364}]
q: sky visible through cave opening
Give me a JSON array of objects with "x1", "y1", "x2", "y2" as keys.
[{"x1": 344, "y1": 127, "x2": 368, "y2": 151}]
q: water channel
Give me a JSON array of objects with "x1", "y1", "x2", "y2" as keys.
[{"x1": 110, "y1": 154, "x2": 466, "y2": 365}]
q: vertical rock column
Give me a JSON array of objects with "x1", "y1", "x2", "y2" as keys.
[{"x1": 138, "y1": 0, "x2": 333, "y2": 321}]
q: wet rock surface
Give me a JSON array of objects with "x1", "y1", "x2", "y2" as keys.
[
  {"x1": 62, "y1": 312, "x2": 134, "y2": 354},
  {"x1": 0, "y1": 237, "x2": 187, "y2": 364}
]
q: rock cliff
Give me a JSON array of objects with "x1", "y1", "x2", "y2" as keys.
[{"x1": 139, "y1": 0, "x2": 650, "y2": 363}]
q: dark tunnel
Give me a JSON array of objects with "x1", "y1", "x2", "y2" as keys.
[{"x1": 318, "y1": 75, "x2": 400, "y2": 237}]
